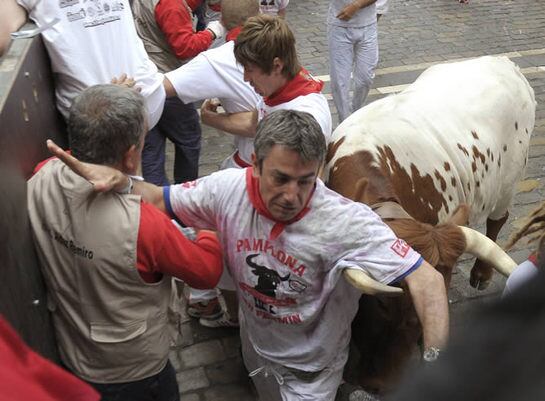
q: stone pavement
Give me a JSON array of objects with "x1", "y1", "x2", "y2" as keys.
[{"x1": 164, "y1": 0, "x2": 545, "y2": 399}]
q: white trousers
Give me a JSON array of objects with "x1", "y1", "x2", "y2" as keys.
[
  {"x1": 328, "y1": 23, "x2": 378, "y2": 122},
  {"x1": 240, "y1": 321, "x2": 348, "y2": 401}
]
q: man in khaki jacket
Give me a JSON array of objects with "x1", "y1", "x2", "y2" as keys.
[{"x1": 28, "y1": 84, "x2": 223, "y2": 401}]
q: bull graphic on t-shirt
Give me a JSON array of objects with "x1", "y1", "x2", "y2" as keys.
[{"x1": 246, "y1": 254, "x2": 290, "y2": 298}]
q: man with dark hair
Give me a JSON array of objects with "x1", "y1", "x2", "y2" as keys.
[
  {"x1": 200, "y1": 15, "x2": 332, "y2": 142},
  {"x1": 28, "y1": 84, "x2": 223, "y2": 401},
  {"x1": 47, "y1": 109, "x2": 448, "y2": 401}
]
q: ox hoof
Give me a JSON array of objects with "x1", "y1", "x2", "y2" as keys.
[
  {"x1": 469, "y1": 276, "x2": 491, "y2": 290},
  {"x1": 336, "y1": 383, "x2": 380, "y2": 401},
  {"x1": 470, "y1": 266, "x2": 493, "y2": 290}
]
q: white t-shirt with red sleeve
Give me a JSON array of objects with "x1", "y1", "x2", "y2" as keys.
[{"x1": 163, "y1": 167, "x2": 422, "y2": 371}]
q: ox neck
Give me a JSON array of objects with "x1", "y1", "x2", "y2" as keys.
[{"x1": 371, "y1": 201, "x2": 414, "y2": 220}]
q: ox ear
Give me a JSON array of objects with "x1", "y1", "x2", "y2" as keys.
[
  {"x1": 449, "y1": 204, "x2": 470, "y2": 226},
  {"x1": 354, "y1": 178, "x2": 372, "y2": 205}
]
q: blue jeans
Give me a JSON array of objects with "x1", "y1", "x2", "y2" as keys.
[
  {"x1": 142, "y1": 97, "x2": 201, "y2": 185},
  {"x1": 88, "y1": 360, "x2": 180, "y2": 401}
]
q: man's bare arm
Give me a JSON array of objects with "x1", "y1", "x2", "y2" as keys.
[
  {"x1": 405, "y1": 260, "x2": 449, "y2": 351},
  {"x1": 0, "y1": 0, "x2": 27, "y2": 56},
  {"x1": 46, "y1": 140, "x2": 166, "y2": 212},
  {"x1": 133, "y1": 180, "x2": 166, "y2": 212},
  {"x1": 200, "y1": 99, "x2": 258, "y2": 137}
]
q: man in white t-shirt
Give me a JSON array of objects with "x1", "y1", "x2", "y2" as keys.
[
  {"x1": 8, "y1": 0, "x2": 165, "y2": 129},
  {"x1": 47, "y1": 109, "x2": 449, "y2": 401},
  {"x1": 201, "y1": 14, "x2": 332, "y2": 143},
  {"x1": 327, "y1": 0, "x2": 378, "y2": 123},
  {"x1": 192, "y1": 13, "x2": 332, "y2": 328}
]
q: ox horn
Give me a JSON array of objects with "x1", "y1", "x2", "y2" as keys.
[
  {"x1": 343, "y1": 269, "x2": 403, "y2": 297},
  {"x1": 459, "y1": 226, "x2": 517, "y2": 277}
]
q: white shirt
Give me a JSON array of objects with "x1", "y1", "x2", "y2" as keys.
[
  {"x1": 165, "y1": 41, "x2": 260, "y2": 164},
  {"x1": 165, "y1": 168, "x2": 422, "y2": 370},
  {"x1": 17, "y1": 0, "x2": 165, "y2": 128},
  {"x1": 258, "y1": 93, "x2": 333, "y2": 142}
]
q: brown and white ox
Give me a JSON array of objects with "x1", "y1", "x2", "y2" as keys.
[{"x1": 325, "y1": 56, "x2": 536, "y2": 393}]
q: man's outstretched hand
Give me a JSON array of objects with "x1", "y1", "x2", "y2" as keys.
[{"x1": 46, "y1": 139, "x2": 128, "y2": 192}]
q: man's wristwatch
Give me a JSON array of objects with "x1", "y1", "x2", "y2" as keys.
[
  {"x1": 422, "y1": 347, "x2": 441, "y2": 362},
  {"x1": 117, "y1": 175, "x2": 133, "y2": 195},
  {"x1": 117, "y1": 174, "x2": 145, "y2": 194}
]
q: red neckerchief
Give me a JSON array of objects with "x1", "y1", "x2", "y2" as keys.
[
  {"x1": 226, "y1": 26, "x2": 242, "y2": 42},
  {"x1": 245, "y1": 167, "x2": 314, "y2": 240},
  {"x1": 264, "y1": 68, "x2": 324, "y2": 107}
]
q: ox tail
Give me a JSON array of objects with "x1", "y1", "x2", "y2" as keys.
[
  {"x1": 343, "y1": 269, "x2": 403, "y2": 297},
  {"x1": 459, "y1": 226, "x2": 517, "y2": 277}
]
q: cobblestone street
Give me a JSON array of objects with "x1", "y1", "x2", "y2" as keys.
[{"x1": 165, "y1": 1, "x2": 545, "y2": 399}]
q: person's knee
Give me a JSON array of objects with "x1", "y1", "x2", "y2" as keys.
[{"x1": 353, "y1": 71, "x2": 374, "y2": 88}]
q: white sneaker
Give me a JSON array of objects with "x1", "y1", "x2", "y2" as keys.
[{"x1": 199, "y1": 312, "x2": 239, "y2": 328}]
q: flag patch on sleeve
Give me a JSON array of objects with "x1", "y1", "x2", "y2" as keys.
[{"x1": 391, "y1": 239, "x2": 410, "y2": 258}]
